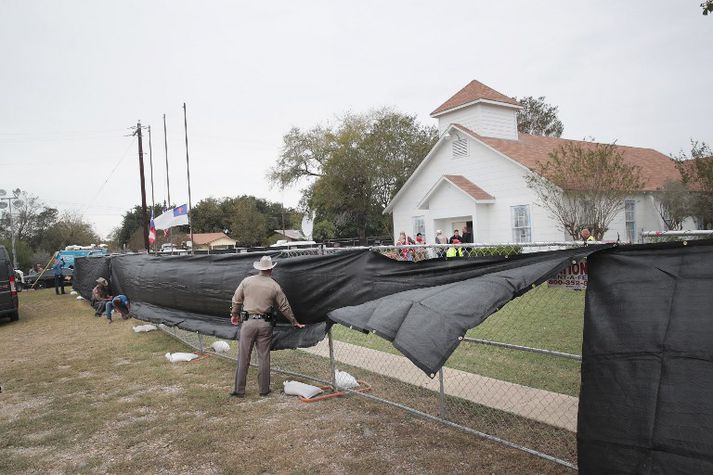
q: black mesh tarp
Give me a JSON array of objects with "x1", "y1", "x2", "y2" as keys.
[
  {"x1": 577, "y1": 240, "x2": 713, "y2": 474},
  {"x1": 73, "y1": 246, "x2": 609, "y2": 356},
  {"x1": 72, "y1": 255, "x2": 112, "y2": 298},
  {"x1": 327, "y1": 245, "x2": 605, "y2": 375}
]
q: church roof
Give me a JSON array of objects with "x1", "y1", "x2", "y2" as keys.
[
  {"x1": 443, "y1": 175, "x2": 495, "y2": 201},
  {"x1": 431, "y1": 80, "x2": 520, "y2": 116},
  {"x1": 452, "y1": 124, "x2": 681, "y2": 192}
]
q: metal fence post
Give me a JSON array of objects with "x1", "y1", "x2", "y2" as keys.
[
  {"x1": 198, "y1": 332, "x2": 204, "y2": 353},
  {"x1": 328, "y1": 327, "x2": 337, "y2": 389},
  {"x1": 438, "y1": 368, "x2": 447, "y2": 419}
]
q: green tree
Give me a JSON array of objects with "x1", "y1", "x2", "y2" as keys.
[
  {"x1": 226, "y1": 197, "x2": 268, "y2": 247},
  {"x1": 191, "y1": 195, "x2": 302, "y2": 246},
  {"x1": 703, "y1": 1, "x2": 713, "y2": 15},
  {"x1": 41, "y1": 212, "x2": 100, "y2": 253},
  {"x1": 0, "y1": 239, "x2": 33, "y2": 273},
  {"x1": 526, "y1": 142, "x2": 645, "y2": 240},
  {"x1": 674, "y1": 140, "x2": 713, "y2": 229},
  {"x1": 516, "y1": 96, "x2": 564, "y2": 137},
  {"x1": 191, "y1": 198, "x2": 227, "y2": 233},
  {"x1": 270, "y1": 110, "x2": 437, "y2": 242},
  {"x1": 114, "y1": 204, "x2": 165, "y2": 247}
]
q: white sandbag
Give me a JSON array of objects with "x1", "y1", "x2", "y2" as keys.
[
  {"x1": 335, "y1": 369, "x2": 359, "y2": 389},
  {"x1": 76, "y1": 296, "x2": 84, "y2": 300},
  {"x1": 133, "y1": 324, "x2": 158, "y2": 333},
  {"x1": 165, "y1": 352, "x2": 199, "y2": 363},
  {"x1": 210, "y1": 340, "x2": 231, "y2": 353},
  {"x1": 70, "y1": 290, "x2": 78, "y2": 295},
  {"x1": 283, "y1": 380, "x2": 323, "y2": 399}
]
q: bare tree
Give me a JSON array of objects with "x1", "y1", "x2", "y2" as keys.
[
  {"x1": 0, "y1": 191, "x2": 57, "y2": 243},
  {"x1": 656, "y1": 180, "x2": 693, "y2": 230},
  {"x1": 526, "y1": 142, "x2": 645, "y2": 240}
]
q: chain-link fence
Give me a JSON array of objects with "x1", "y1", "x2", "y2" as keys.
[
  {"x1": 641, "y1": 230, "x2": 713, "y2": 243},
  {"x1": 156, "y1": 243, "x2": 585, "y2": 470}
]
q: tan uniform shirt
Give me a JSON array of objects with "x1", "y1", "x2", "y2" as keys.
[{"x1": 231, "y1": 274, "x2": 297, "y2": 325}]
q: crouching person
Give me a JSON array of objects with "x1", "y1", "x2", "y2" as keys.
[
  {"x1": 106, "y1": 294, "x2": 130, "y2": 323},
  {"x1": 91, "y1": 278, "x2": 112, "y2": 317}
]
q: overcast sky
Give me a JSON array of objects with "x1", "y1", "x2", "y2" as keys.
[{"x1": 1, "y1": 1, "x2": 711, "y2": 238}]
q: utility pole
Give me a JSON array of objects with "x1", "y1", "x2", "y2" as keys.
[
  {"x1": 148, "y1": 125, "x2": 155, "y2": 210},
  {"x1": 183, "y1": 103, "x2": 194, "y2": 254},
  {"x1": 133, "y1": 121, "x2": 150, "y2": 253},
  {"x1": 163, "y1": 113, "x2": 171, "y2": 208},
  {"x1": 0, "y1": 189, "x2": 23, "y2": 270}
]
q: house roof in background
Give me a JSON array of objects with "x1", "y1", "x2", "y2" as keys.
[
  {"x1": 453, "y1": 124, "x2": 681, "y2": 191},
  {"x1": 191, "y1": 232, "x2": 235, "y2": 245},
  {"x1": 431, "y1": 80, "x2": 520, "y2": 116}
]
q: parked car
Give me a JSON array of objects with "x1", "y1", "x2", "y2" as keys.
[{"x1": 0, "y1": 245, "x2": 19, "y2": 321}]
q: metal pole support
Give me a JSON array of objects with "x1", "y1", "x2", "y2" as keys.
[
  {"x1": 438, "y1": 368, "x2": 447, "y2": 419},
  {"x1": 197, "y1": 332, "x2": 204, "y2": 353},
  {"x1": 328, "y1": 327, "x2": 337, "y2": 389}
]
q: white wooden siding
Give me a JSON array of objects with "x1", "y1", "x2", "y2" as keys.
[
  {"x1": 391, "y1": 131, "x2": 671, "y2": 244},
  {"x1": 437, "y1": 103, "x2": 518, "y2": 140}
]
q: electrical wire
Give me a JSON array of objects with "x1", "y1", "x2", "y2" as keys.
[{"x1": 80, "y1": 138, "x2": 135, "y2": 216}]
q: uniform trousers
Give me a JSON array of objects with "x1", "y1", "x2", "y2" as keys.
[{"x1": 234, "y1": 319, "x2": 273, "y2": 395}]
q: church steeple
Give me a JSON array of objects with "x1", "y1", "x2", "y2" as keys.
[{"x1": 431, "y1": 80, "x2": 521, "y2": 140}]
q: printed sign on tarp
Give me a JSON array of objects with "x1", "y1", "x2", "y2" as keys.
[{"x1": 547, "y1": 260, "x2": 588, "y2": 289}]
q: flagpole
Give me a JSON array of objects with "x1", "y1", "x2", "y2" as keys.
[
  {"x1": 163, "y1": 113, "x2": 171, "y2": 208},
  {"x1": 183, "y1": 102, "x2": 194, "y2": 255},
  {"x1": 148, "y1": 125, "x2": 157, "y2": 253}
]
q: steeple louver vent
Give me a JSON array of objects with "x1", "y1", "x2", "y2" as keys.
[{"x1": 452, "y1": 137, "x2": 468, "y2": 158}]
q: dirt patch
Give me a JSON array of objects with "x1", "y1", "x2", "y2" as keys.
[{"x1": 0, "y1": 290, "x2": 571, "y2": 474}]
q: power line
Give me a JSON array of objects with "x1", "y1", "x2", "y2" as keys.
[{"x1": 80, "y1": 139, "x2": 135, "y2": 215}]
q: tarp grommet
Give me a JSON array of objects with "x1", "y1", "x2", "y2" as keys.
[
  {"x1": 683, "y1": 241, "x2": 688, "y2": 246},
  {"x1": 458, "y1": 336, "x2": 464, "y2": 341}
]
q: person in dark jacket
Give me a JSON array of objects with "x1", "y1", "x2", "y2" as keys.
[
  {"x1": 461, "y1": 226, "x2": 473, "y2": 244},
  {"x1": 105, "y1": 294, "x2": 130, "y2": 323},
  {"x1": 448, "y1": 229, "x2": 462, "y2": 244},
  {"x1": 52, "y1": 255, "x2": 66, "y2": 295}
]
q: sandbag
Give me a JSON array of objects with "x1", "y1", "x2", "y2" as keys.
[
  {"x1": 210, "y1": 340, "x2": 231, "y2": 353},
  {"x1": 283, "y1": 380, "x2": 323, "y2": 399},
  {"x1": 165, "y1": 352, "x2": 198, "y2": 363},
  {"x1": 335, "y1": 369, "x2": 359, "y2": 389}
]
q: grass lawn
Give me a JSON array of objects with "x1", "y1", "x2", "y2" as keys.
[
  {"x1": 0, "y1": 290, "x2": 570, "y2": 474},
  {"x1": 332, "y1": 284, "x2": 584, "y2": 396}
]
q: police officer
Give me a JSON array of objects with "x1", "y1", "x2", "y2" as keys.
[{"x1": 230, "y1": 255, "x2": 304, "y2": 398}]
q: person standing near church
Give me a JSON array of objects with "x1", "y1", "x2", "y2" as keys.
[
  {"x1": 52, "y1": 255, "x2": 66, "y2": 295},
  {"x1": 230, "y1": 255, "x2": 305, "y2": 398}
]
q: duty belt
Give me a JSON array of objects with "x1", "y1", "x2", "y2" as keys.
[{"x1": 248, "y1": 314, "x2": 269, "y2": 320}]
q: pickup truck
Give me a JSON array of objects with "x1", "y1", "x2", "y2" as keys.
[{"x1": 24, "y1": 246, "x2": 108, "y2": 288}]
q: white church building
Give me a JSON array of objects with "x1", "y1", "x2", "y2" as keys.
[{"x1": 384, "y1": 80, "x2": 682, "y2": 244}]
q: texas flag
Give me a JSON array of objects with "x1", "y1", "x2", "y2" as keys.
[{"x1": 148, "y1": 212, "x2": 156, "y2": 245}]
